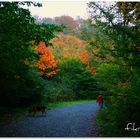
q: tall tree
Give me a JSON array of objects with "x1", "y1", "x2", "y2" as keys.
[
  {"x1": 88, "y1": 2, "x2": 140, "y2": 136},
  {"x1": 34, "y1": 42, "x2": 58, "y2": 78},
  {"x1": 0, "y1": 2, "x2": 62, "y2": 106}
]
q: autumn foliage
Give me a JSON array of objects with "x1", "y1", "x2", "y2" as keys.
[
  {"x1": 80, "y1": 51, "x2": 91, "y2": 64},
  {"x1": 55, "y1": 15, "x2": 78, "y2": 28},
  {"x1": 34, "y1": 42, "x2": 58, "y2": 78},
  {"x1": 51, "y1": 34, "x2": 97, "y2": 74},
  {"x1": 51, "y1": 34, "x2": 87, "y2": 60},
  {"x1": 80, "y1": 51, "x2": 97, "y2": 74}
]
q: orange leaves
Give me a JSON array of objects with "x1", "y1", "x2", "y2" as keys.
[
  {"x1": 45, "y1": 69, "x2": 59, "y2": 77},
  {"x1": 80, "y1": 51, "x2": 97, "y2": 74},
  {"x1": 34, "y1": 42, "x2": 58, "y2": 78},
  {"x1": 51, "y1": 34, "x2": 97, "y2": 75},
  {"x1": 35, "y1": 42, "x2": 49, "y2": 55},
  {"x1": 34, "y1": 61, "x2": 46, "y2": 71},
  {"x1": 80, "y1": 51, "x2": 91, "y2": 65}
]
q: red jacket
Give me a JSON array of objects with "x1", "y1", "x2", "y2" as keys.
[{"x1": 97, "y1": 95, "x2": 103, "y2": 103}]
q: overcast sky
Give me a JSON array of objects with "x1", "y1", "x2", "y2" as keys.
[{"x1": 27, "y1": 1, "x2": 90, "y2": 19}]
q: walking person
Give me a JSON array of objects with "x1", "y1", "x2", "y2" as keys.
[{"x1": 97, "y1": 91, "x2": 103, "y2": 109}]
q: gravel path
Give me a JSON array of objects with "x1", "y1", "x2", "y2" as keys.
[{"x1": 0, "y1": 102, "x2": 99, "y2": 137}]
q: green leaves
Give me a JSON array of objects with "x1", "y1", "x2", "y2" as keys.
[
  {"x1": 0, "y1": 2, "x2": 62, "y2": 106},
  {"x1": 117, "y1": 2, "x2": 140, "y2": 27},
  {"x1": 58, "y1": 58, "x2": 100, "y2": 99},
  {"x1": 88, "y1": 2, "x2": 140, "y2": 136}
]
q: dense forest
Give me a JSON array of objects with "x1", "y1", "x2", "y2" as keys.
[{"x1": 0, "y1": 2, "x2": 140, "y2": 137}]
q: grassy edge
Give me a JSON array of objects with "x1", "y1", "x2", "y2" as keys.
[{"x1": 48, "y1": 100, "x2": 95, "y2": 109}]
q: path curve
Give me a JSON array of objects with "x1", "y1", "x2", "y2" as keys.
[{"x1": 0, "y1": 102, "x2": 99, "y2": 137}]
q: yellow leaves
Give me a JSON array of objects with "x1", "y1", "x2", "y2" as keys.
[
  {"x1": 51, "y1": 34, "x2": 88, "y2": 61},
  {"x1": 45, "y1": 70, "x2": 57, "y2": 77},
  {"x1": 57, "y1": 42, "x2": 65, "y2": 47},
  {"x1": 51, "y1": 34, "x2": 87, "y2": 49}
]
